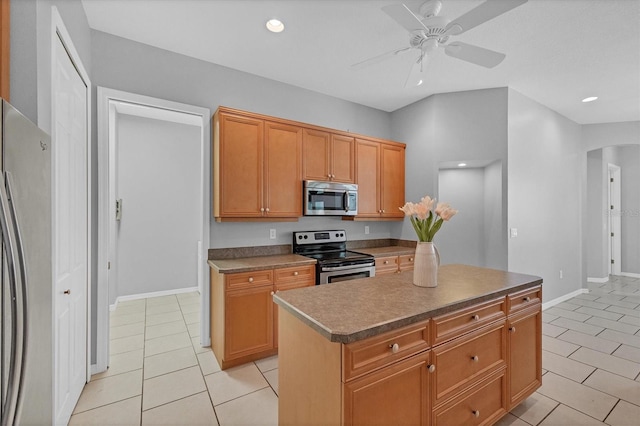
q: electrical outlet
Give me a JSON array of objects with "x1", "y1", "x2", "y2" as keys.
[
  {"x1": 559, "y1": 269, "x2": 563, "y2": 279},
  {"x1": 510, "y1": 228, "x2": 518, "y2": 238},
  {"x1": 270, "y1": 229, "x2": 276, "y2": 239},
  {"x1": 365, "y1": 226, "x2": 370, "y2": 235}
]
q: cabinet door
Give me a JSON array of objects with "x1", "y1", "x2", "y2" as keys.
[
  {"x1": 217, "y1": 113, "x2": 264, "y2": 217},
  {"x1": 225, "y1": 285, "x2": 274, "y2": 360},
  {"x1": 331, "y1": 134, "x2": 355, "y2": 183},
  {"x1": 344, "y1": 352, "x2": 431, "y2": 426},
  {"x1": 264, "y1": 121, "x2": 302, "y2": 217},
  {"x1": 355, "y1": 139, "x2": 381, "y2": 217},
  {"x1": 508, "y1": 305, "x2": 542, "y2": 409},
  {"x1": 302, "y1": 128, "x2": 331, "y2": 181},
  {"x1": 273, "y1": 265, "x2": 315, "y2": 348},
  {"x1": 380, "y1": 143, "x2": 405, "y2": 218}
]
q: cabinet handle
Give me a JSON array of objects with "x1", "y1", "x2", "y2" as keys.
[
  {"x1": 509, "y1": 326, "x2": 516, "y2": 333},
  {"x1": 270, "y1": 291, "x2": 275, "y2": 295},
  {"x1": 472, "y1": 314, "x2": 480, "y2": 321},
  {"x1": 260, "y1": 207, "x2": 265, "y2": 213},
  {"x1": 427, "y1": 364, "x2": 435, "y2": 373},
  {"x1": 523, "y1": 296, "x2": 531, "y2": 302},
  {"x1": 384, "y1": 260, "x2": 389, "y2": 264},
  {"x1": 409, "y1": 257, "x2": 413, "y2": 262},
  {"x1": 471, "y1": 355, "x2": 479, "y2": 362},
  {"x1": 472, "y1": 410, "x2": 480, "y2": 418},
  {"x1": 266, "y1": 207, "x2": 270, "y2": 213},
  {"x1": 248, "y1": 277, "x2": 254, "y2": 283},
  {"x1": 293, "y1": 271, "x2": 299, "y2": 276},
  {"x1": 389, "y1": 343, "x2": 400, "y2": 353},
  {"x1": 64, "y1": 289, "x2": 71, "y2": 295},
  {"x1": 382, "y1": 209, "x2": 385, "y2": 213}
]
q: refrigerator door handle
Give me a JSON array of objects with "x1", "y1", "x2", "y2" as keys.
[
  {"x1": 0, "y1": 172, "x2": 23, "y2": 426},
  {"x1": 4, "y1": 172, "x2": 28, "y2": 422}
]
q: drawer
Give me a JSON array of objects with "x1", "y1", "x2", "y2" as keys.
[
  {"x1": 343, "y1": 320, "x2": 430, "y2": 382},
  {"x1": 433, "y1": 369, "x2": 507, "y2": 426},
  {"x1": 508, "y1": 286, "x2": 542, "y2": 314},
  {"x1": 375, "y1": 256, "x2": 398, "y2": 275},
  {"x1": 432, "y1": 297, "x2": 506, "y2": 345},
  {"x1": 274, "y1": 265, "x2": 315, "y2": 287},
  {"x1": 432, "y1": 320, "x2": 506, "y2": 407},
  {"x1": 398, "y1": 254, "x2": 415, "y2": 271},
  {"x1": 225, "y1": 270, "x2": 273, "y2": 290}
]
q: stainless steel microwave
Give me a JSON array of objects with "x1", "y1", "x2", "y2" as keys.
[{"x1": 304, "y1": 180, "x2": 358, "y2": 216}]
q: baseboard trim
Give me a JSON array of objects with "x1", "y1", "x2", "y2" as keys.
[
  {"x1": 542, "y1": 288, "x2": 589, "y2": 311},
  {"x1": 587, "y1": 276, "x2": 609, "y2": 283},
  {"x1": 110, "y1": 286, "x2": 200, "y2": 311},
  {"x1": 620, "y1": 272, "x2": 640, "y2": 279}
]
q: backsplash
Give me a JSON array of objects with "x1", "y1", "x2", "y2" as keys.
[{"x1": 208, "y1": 239, "x2": 416, "y2": 260}]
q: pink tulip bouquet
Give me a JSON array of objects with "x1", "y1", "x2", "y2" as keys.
[{"x1": 399, "y1": 196, "x2": 458, "y2": 242}]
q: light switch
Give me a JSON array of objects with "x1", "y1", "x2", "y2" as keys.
[{"x1": 510, "y1": 228, "x2": 518, "y2": 238}]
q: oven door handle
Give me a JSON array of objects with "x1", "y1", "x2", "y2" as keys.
[{"x1": 322, "y1": 262, "x2": 375, "y2": 271}]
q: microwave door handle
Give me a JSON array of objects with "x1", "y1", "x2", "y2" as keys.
[{"x1": 343, "y1": 192, "x2": 348, "y2": 212}]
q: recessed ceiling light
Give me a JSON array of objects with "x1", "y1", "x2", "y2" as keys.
[
  {"x1": 582, "y1": 96, "x2": 598, "y2": 103},
  {"x1": 266, "y1": 19, "x2": 284, "y2": 33},
  {"x1": 458, "y1": 163, "x2": 467, "y2": 167}
]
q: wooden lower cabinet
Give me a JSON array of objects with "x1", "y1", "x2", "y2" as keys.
[
  {"x1": 507, "y1": 304, "x2": 542, "y2": 409},
  {"x1": 375, "y1": 253, "x2": 415, "y2": 275},
  {"x1": 279, "y1": 288, "x2": 541, "y2": 425},
  {"x1": 344, "y1": 352, "x2": 431, "y2": 426},
  {"x1": 225, "y1": 285, "x2": 274, "y2": 360},
  {"x1": 210, "y1": 264, "x2": 314, "y2": 369}
]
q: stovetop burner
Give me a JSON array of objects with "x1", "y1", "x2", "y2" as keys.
[{"x1": 292, "y1": 230, "x2": 375, "y2": 267}]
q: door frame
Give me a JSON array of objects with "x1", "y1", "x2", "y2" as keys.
[
  {"x1": 96, "y1": 88, "x2": 210, "y2": 373},
  {"x1": 607, "y1": 163, "x2": 621, "y2": 276},
  {"x1": 50, "y1": 3, "x2": 92, "y2": 412}
]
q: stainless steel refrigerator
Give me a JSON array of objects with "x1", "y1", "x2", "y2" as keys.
[{"x1": 1, "y1": 100, "x2": 53, "y2": 425}]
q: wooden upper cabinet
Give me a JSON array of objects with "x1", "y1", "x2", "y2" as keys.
[
  {"x1": 355, "y1": 139, "x2": 405, "y2": 220},
  {"x1": 380, "y1": 143, "x2": 406, "y2": 219},
  {"x1": 330, "y1": 134, "x2": 355, "y2": 183},
  {"x1": 214, "y1": 112, "x2": 264, "y2": 218},
  {"x1": 355, "y1": 139, "x2": 381, "y2": 218},
  {"x1": 264, "y1": 121, "x2": 302, "y2": 217},
  {"x1": 302, "y1": 129, "x2": 355, "y2": 183},
  {"x1": 302, "y1": 129, "x2": 331, "y2": 181}
]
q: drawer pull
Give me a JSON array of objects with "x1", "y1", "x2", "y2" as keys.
[
  {"x1": 471, "y1": 355, "x2": 479, "y2": 362},
  {"x1": 389, "y1": 343, "x2": 400, "y2": 353},
  {"x1": 384, "y1": 260, "x2": 389, "y2": 264},
  {"x1": 509, "y1": 326, "x2": 516, "y2": 333},
  {"x1": 409, "y1": 257, "x2": 414, "y2": 262},
  {"x1": 427, "y1": 364, "x2": 435, "y2": 373},
  {"x1": 472, "y1": 410, "x2": 480, "y2": 418},
  {"x1": 294, "y1": 271, "x2": 299, "y2": 276},
  {"x1": 472, "y1": 314, "x2": 480, "y2": 321},
  {"x1": 523, "y1": 296, "x2": 531, "y2": 302},
  {"x1": 248, "y1": 277, "x2": 254, "y2": 283}
]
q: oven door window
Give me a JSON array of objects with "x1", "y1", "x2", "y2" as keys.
[
  {"x1": 307, "y1": 190, "x2": 345, "y2": 212},
  {"x1": 327, "y1": 270, "x2": 371, "y2": 283}
]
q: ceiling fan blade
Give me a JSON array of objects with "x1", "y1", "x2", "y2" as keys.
[
  {"x1": 444, "y1": 0, "x2": 528, "y2": 36},
  {"x1": 382, "y1": 3, "x2": 428, "y2": 33},
  {"x1": 444, "y1": 42, "x2": 506, "y2": 68},
  {"x1": 351, "y1": 47, "x2": 412, "y2": 70}
]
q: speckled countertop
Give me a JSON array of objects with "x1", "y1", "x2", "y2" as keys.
[
  {"x1": 274, "y1": 264, "x2": 542, "y2": 344},
  {"x1": 208, "y1": 254, "x2": 316, "y2": 273},
  {"x1": 355, "y1": 245, "x2": 415, "y2": 257}
]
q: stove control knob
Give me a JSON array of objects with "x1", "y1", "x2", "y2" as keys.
[
  {"x1": 304, "y1": 235, "x2": 308, "y2": 239},
  {"x1": 336, "y1": 233, "x2": 339, "y2": 238},
  {"x1": 298, "y1": 235, "x2": 302, "y2": 239},
  {"x1": 340, "y1": 233, "x2": 344, "y2": 237}
]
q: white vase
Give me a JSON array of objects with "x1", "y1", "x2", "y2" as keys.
[{"x1": 413, "y1": 242, "x2": 440, "y2": 288}]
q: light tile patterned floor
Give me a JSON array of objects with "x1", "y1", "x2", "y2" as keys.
[{"x1": 71, "y1": 276, "x2": 640, "y2": 425}]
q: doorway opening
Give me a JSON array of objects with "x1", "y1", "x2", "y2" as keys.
[{"x1": 96, "y1": 89, "x2": 209, "y2": 373}]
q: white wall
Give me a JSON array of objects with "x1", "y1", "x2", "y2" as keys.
[
  {"x1": 507, "y1": 89, "x2": 582, "y2": 303},
  {"x1": 391, "y1": 88, "x2": 508, "y2": 265},
  {"x1": 113, "y1": 114, "x2": 201, "y2": 303},
  {"x1": 484, "y1": 160, "x2": 505, "y2": 269}
]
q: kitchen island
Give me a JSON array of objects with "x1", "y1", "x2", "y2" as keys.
[{"x1": 273, "y1": 264, "x2": 542, "y2": 426}]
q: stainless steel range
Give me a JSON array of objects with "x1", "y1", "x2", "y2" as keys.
[{"x1": 293, "y1": 230, "x2": 375, "y2": 284}]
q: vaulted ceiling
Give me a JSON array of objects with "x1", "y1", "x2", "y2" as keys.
[{"x1": 82, "y1": 0, "x2": 640, "y2": 125}]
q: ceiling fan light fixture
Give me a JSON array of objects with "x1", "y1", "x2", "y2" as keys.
[
  {"x1": 582, "y1": 96, "x2": 598, "y2": 103},
  {"x1": 266, "y1": 18, "x2": 285, "y2": 33}
]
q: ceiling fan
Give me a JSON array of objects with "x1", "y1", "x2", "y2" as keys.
[{"x1": 353, "y1": 0, "x2": 528, "y2": 86}]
